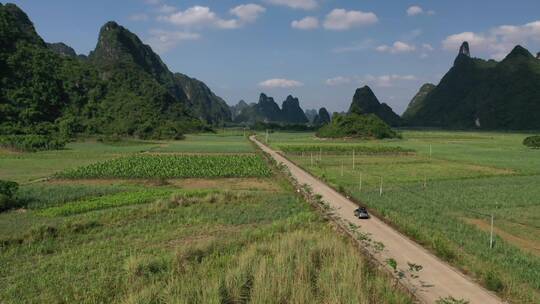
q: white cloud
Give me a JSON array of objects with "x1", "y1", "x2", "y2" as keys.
[
  {"x1": 292, "y1": 16, "x2": 319, "y2": 30},
  {"x1": 442, "y1": 20, "x2": 540, "y2": 60},
  {"x1": 147, "y1": 29, "x2": 200, "y2": 53},
  {"x1": 365, "y1": 74, "x2": 417, "y2": 87},
  {"x1": 376, "y1": 41, "x2": 416, "y2": 54},
  {"x1": 323, "y1": 9, "x2": 378, "y2": 30},
  {"x1": 406, "y1": 6, "x2": 423, "y2": 16},
  {"x1": 129, "y1": 13, "x2": 149, "y2": 22},
  {"x1": 266, "y1": 0, "x2": 317, "y2": 10},
  {"x1": 259, "y1": 78, "x2": 304, "y2": 88},
  {"x1": 422, "y1": 43, "x2": 434, "y2": 51},
  {"x1": 326, "y1": 76, "x2": 351, "y2": 86},
  {"x1": 159, "y1": 5, "x2": 264, "y2": 30},
  {"x1": 230, "y1": 4, "x2": 266, "y2": 23}
]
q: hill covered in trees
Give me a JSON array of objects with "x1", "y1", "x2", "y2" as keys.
[
  {"x1": 0, "y1": 3, "x2": 230, "y2": 139},
  {"x1": 403, "y1": 42, "x2": 540, "y2": 130},
  {"x1": 348, "y1": 86, "x2": 402, "y2": 127},
  {"x1": 317, "y1": 87, "x2": 400, "y2": 139}
]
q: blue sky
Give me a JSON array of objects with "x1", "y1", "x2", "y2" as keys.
[{"x1": 9, "y1": 0, "x2": 540, "y2": 114}]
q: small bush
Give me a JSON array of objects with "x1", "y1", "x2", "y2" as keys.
[
  {"x1": 484, "y1": 270, "x2": 504, "y2": 292},
  {"x1": 523, "y1": 135, "x2": 540, "y2": 149},
  {"x1": 0, "y1": 135, "x2": 66, "y2": 152},
  {"x1": 0, "y1": 180, "x2": 19, "y2": 211}
]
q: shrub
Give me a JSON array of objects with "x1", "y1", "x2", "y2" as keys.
[
  {"x1": 523, "y1": 135, "x2": 540, "y2": 149},
  {"x1": 316, "y1": 113, "x2": 400, "y2": 139},
  {"x1": 0, "y1": 180, "x2": 19, "y2": 211},
  {"x1": 484, "y1": 270, "x2": 504, "y2": 292},
  {"x1": 0, "y1": 135, "x2": 66, "y2": 152}
]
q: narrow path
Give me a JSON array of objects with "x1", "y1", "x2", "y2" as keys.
[{"x1": 251, "y1": 136, "x2": 503, "y2": 304}]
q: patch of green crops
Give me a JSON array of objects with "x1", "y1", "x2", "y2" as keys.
[{"x1": 56, "y1": 155, "x2": 272, "y2": 179}]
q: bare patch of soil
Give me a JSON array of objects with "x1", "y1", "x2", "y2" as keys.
[{"x1": 464, "y1": 218, "x2": 540, "y2": 256}]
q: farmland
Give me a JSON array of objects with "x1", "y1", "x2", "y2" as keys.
[
  {"x1": 263, "y1": 130, "x2": 540, "y2": 303},
  {"x1": 0, "y1": 133, "x2": 412, "y2": 303},
  {"x1": 56, "y1": 154, "x2": 271, "y2": 179}
]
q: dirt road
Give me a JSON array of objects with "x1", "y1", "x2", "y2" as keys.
[{"x1": 251, "y1": 136, "x2": 503, "y2": 304}]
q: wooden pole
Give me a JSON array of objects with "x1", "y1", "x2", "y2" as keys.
[
  {"x1": 352, "y1": 149, "x2": 355, "y2": 170},
  {"x1": 379, "y1": 177, "x2": 383, "y2": 196},
  {"x1": 311, "y1": 152, "x2": 313, "y2": 166},
  {"x1": 319, "y1": 148, "x2": 322, "y2": 161},
  {"x1": 490, "y1": 215, "x2": 494, "y2": 249},
  {"x1": 341, "y1": 161, "x2": 344, "y2": 177},
  {"x1": 359, "y1": 173, "x2": 362, "y2": 192}
]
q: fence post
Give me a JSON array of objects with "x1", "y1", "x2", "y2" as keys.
[
  {"x1": 379, "y1": 177, "x2": 383, "y2": 196},
  {"x1": 353, "y1": 149, "x2": 355, "y2": 170},
  {"x1": 359, "y1": 173, "x2": 362, "y2": 192},
  {"x1": 490, "y1": 215, "x2": 494, "y2": 249}
]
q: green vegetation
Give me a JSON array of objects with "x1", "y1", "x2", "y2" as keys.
[
  {"x1": 523, "y1": 135, "x2": 540, "y2": 148},
  {"x1": 278, "y1": 144, "x2": 413, "y2": 154},
  {"x1": 56, "y1": 155, "x2": 271, "y2": 179},
  {"x1": 404, "y1": 44, "x2": 540, "y2": 130},
  {"x1": 0, "y1": 179, "x2": 412, "y2": 303},
  {"x1": 0, "y1": 134, "x2": 254, "y2": 183},
  {"x1": 0, "y1": 180, "x2": 18, "y2": 211},
  {"x1": 349, "y1": 86, "x2": 402, "y2": 126},
  {"x1": 39, "y1": 189, "x2": 174, "y2": 216},
  {"x1": 16, "y1": 183, "x2": 133, "y2": 210},
  {"x1": 0, "y1": 4, "x2": 232, "y2": 141},
  {"x1": 270, "y1": 130, "x2": 540, "y2": 303},
  {"x1": 153, "y1": 134, "x2": 254, "y2": 153},
  {"x1": 0, "y1": 135, "x2": 66, "y2": 152},
  {"x1": 317, "y1": 113, "x2": 400, "y2": 139}
]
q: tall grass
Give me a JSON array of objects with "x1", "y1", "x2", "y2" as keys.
[{"x1": 0, "y1": 188, "x2": 412, "y2": 303}]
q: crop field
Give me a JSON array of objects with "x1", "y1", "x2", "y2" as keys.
[
  {"x1": 0, "y1": 133, "x2": 252, "y2": 183},
  {"x1": 264, "y1": 131, "x2": 540, "y2": 303},
  {"x1": 56, "y1": 154, "x2": 271, "y2": 179},
  {"x1": 0, "y1": 133, "x2": 413, "y2": 303}
]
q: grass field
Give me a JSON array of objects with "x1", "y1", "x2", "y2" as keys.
[
  {"x1": 0, "y1": 133, "x2": 412, "y2": 303},
  {"x1": 0, "y1": 133, "x2": 253, "y2": 183},
  {"x1": 263, "y1": 130, "x2": 540, "y2": 303}
]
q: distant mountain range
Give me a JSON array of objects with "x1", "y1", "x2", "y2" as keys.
[
  {"x1": 232, "y1": 94, "x2": 318, "y2": 125},
  {"x1": 403, "y1": 42, "x2": 540, "y2": 130},
  {"x1": 0, "y1": 3, "x2": 230, "y2": 138}
]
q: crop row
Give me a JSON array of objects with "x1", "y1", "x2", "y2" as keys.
[
  {"x1": 278, "y1": 144, "x2": 414, "y2": 154},
  {"x1": 56, "y1": 154, "x2": 272, "y2": 179},
  {"x1": 39, "y1": 189, "x2": 174, "y2": 216}
]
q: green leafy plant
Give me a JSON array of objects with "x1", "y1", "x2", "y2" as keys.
[
  {"x1": 523, "y1": 136, "x2": 540, "y2": 149},
  {"x1": 0, "y1": 180, "x2": 19, "y2": 211}
]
